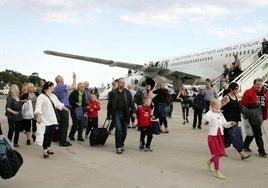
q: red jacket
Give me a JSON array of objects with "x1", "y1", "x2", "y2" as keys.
[
  {"x1": 136, "y1": 105, "x2": 152, "y2": 127},
  {"x1": 86, "y1": 100, "x2": 101, "y2": 118},
  {"x1": 240, "y1": 87, "x2": 268, "y2": 120}
]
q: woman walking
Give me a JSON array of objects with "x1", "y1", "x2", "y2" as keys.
[{"x1": 35, "y1": 81, "x2": 69, "y2": 158}]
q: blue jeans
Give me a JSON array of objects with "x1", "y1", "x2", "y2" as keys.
[{"x1": 113, "y1": 111, "x2": 128, "y2": 149}]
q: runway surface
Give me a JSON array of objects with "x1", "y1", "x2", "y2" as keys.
[{"x1": 0, "y1": 98, "x2": 267, "y2": 188}]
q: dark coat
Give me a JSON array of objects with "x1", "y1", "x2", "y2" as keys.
[
  {"x1": 68, "y1": 90, "x2": 86, "y2": 111},
  {"x1": 107, "y1": 88, "x2": 136, "y2": 120}
]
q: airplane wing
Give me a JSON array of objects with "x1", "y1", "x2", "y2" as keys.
[{"x1": 44, "y1": 50, "x2": 200, "y2": 82}]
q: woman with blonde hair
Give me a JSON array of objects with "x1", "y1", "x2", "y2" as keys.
[
  {"x1": 68, "y1": 82, "x2": 86, "y2": 141},
  {"x1": 152, "y1": 82, "x2": 172, "y2": 133},
  {"x1": 177, "y1": 84, "x2": 190, "y2": 125},
  {"x1": 5, "y1": 84, "x2": 23, "y2": 147},
  {"x1": 20, "y1": 83, "x2": 39, "y2": 145}
]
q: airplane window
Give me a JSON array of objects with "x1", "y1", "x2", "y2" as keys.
[
  {"x1": 247, "y1": 50, "x2": 250, "y2": 54},
  {"x1": 236, "y1": 52, "x2": 238, "y2": 55},
  {"x1": 239, "y1": 51, "x2": 242, "y2": 55},
  {"x1": 226, "y1": 54, "x2": 228, "y2": 57},
  {"x1": 229, "y1": 53, "x2": 232, "y2": 57},
  {"x1": 251, "y1": 49, "x2": 255, "y2": 53},
  {"x1": 244, "y1": 51, "x2": 246, "y2": 55},
  {"x1": 211, "y1": 56, "x2": 213, "y2": 60}
]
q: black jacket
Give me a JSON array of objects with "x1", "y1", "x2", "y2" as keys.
[
  {"x1": 68, "y1": 90, "x2": 86, "y2": 111},
  {"x1": 107, "y1": 88, "x2": 136, "y2": 120}
]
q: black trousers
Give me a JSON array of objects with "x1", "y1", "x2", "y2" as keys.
[
  {"x1": 244, "y1": 123, "x2": 265, "y2": 154},
  {"x1": 7, "y1": 119, "x2": 21, "y2": 145},
  {"x1": 159, "y1": 117, "x2": 168, "y2": 128},
  {"x1": 43, "y1": 125, "x2": 54, "y2": 150},
  {"x1": 57, "y1": 109, "x2": 69, "y2": 144},
  {"x1": 193, "y1": 109, "x2": 203, "y2": 128},
  {"x1": 140, "y1": 127, "x2": 153, "y2": 148},
  {"x1": 86, "y1": 117, "x2": 98, "y2": 135}
]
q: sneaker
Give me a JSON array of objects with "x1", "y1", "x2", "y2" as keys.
[
  {"x1": 214, "y1": 172, "x2": 226, "y2": 180},
  {"x1": 116, "y1": 148, "x2": 123, "y2": 154},
  {"x1": 26, "y1": 139, "x2": 31, "y2": 145},
  {"x1": 144, "y1": 147, "x2": 153, "y2": 152},
  {"x1": 121, "y1": 146, "x2": 125, "y2": 151},
  {"x1": 14, "y1": 144, "x2": 19, "y2": 148},
  {"x1": 206, "y1": 160, "x2": 214, "y2": 172},
  {"x1": 186, "y1": 118, "x2": 189, "y2": 123},
  {"x1": 259, "y1": 152, "x2": 267, "y2": 158},
  {"x1": 183, "y1": 121, "x2": 186, "y2": 125}
]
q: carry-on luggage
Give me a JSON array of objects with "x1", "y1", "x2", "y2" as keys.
[
  {"x1": 151, "y1": 121, "x2": 161, "y2": 135},
  {"x1": 89, "y1": 120, "x2": 110, "y2": 146},
  {"x1": 0, "y1": 137, "x2": 23, "y2": 179}
]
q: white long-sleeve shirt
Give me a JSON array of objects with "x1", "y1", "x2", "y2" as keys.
[
  {"x1": 34, "y1": 93, "x2": 64, "y2": 126},
  {"x1": 203, "y1": 110, "x2": 232, "y2": 136}
]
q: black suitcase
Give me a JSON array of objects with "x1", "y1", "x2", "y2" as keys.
[{"x1": 89, "y1": 120, "x2": 110, "y2": 146}]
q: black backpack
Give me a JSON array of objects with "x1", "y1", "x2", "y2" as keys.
[
  {"x1": 0, "y1": 138, "x2": 23, "y2": 179},
  {"x1": 134, "y1": 89, "x2": 145, "y2": 106}
]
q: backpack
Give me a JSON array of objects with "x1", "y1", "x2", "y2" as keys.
[
  {"x1": 248, "y1": 106, "x2": 263, "y2": 126},
  {"x1": 192, "y1": 95, "x2": 204, "y2": 110},
  {"x1": 134, "y1": 89, "x2": 145, "y2": 106}
]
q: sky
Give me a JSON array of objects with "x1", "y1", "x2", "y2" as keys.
[{"x1": 0, "y1": 0, "x2": 268, "y2": 87}]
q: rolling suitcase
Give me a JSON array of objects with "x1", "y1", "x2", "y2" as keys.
[{"x1": 89, "y1": 120, "x2": 110, "y2": 146}]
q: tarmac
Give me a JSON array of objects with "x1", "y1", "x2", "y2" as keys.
[{"x1": 0, "y1": 97, "x2": 267, "y2": 188}]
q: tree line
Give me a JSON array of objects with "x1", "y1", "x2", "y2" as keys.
[{"x1": 0, "y1": 69, "x2": 42, "y2": 89}]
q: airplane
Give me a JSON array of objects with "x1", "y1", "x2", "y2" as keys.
[{"x1": 44, "y1": 35, "x2": 266, "y2": 92}]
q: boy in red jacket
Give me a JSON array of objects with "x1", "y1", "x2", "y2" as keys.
[
  {"x1": 136, "y1": 98, "x2": 154, "y2": 152},
  {"x1": 86, "y1": 94, "x2": 101, "y2": 137}
]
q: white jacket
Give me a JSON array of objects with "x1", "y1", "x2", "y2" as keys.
[
  {"x1": 204, "y1": 110, "x2": 232, "y2": 136},
  {"x1": 34, "y1": 93, "x2": 64, "y2": 126}
]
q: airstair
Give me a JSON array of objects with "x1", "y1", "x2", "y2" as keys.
[
  {"x1": 216, "y1": 53, "x2": 268, "y2": 99},
  {"x1": 98, "y1": 71, "x2": 144, "y2": 99}
]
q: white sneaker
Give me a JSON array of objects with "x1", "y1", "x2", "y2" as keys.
[{"x1": 144, "y1": 147, "x2": 153, "y2": 152}]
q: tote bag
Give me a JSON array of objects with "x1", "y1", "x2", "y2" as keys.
[{"x1": 22, "y1": 100, "x2": 34, "y2": 119}]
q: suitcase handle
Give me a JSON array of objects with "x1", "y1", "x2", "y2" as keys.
[{"x1": 102, "y1": 119, "x2": 111, "y2": 129}]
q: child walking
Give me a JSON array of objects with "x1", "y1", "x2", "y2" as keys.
[
  {"x1": 204, "y1": 99, "x2": 236, "y2": 180},
  {"x1": 85, "y1": 94, "x2": 101, "y2": 138},
  {"x1": 136, "y1": 98, "x2": 154, "y2": 152}
]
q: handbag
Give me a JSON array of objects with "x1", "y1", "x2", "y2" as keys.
[
  {"x1": 21, "y1": 100, "x2": 34, "y2": 119},
  {"x1": 151, "y1": 121, "x2": 161, "y2": 135},
  {"x1": 0, "y1": 137, "x2": 23, "y2": 179},
  {"x1": 35, "y1": 122, "x2": 46, "y2": 146},
  {"x1": 75, "y1": 107, "x2": 84, "y2": 120}
]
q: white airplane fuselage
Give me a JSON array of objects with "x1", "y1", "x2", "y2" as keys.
[{"x1": 151, "y1": 37, "x2": 264, "y2": 84}]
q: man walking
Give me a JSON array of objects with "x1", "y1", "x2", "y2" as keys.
[
  {"x1": 241, "y1": 78, "x2": 268, "y2": 158},
  {"x1": 107, "y1": 78, "x2": 136, "y2": 154}
]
